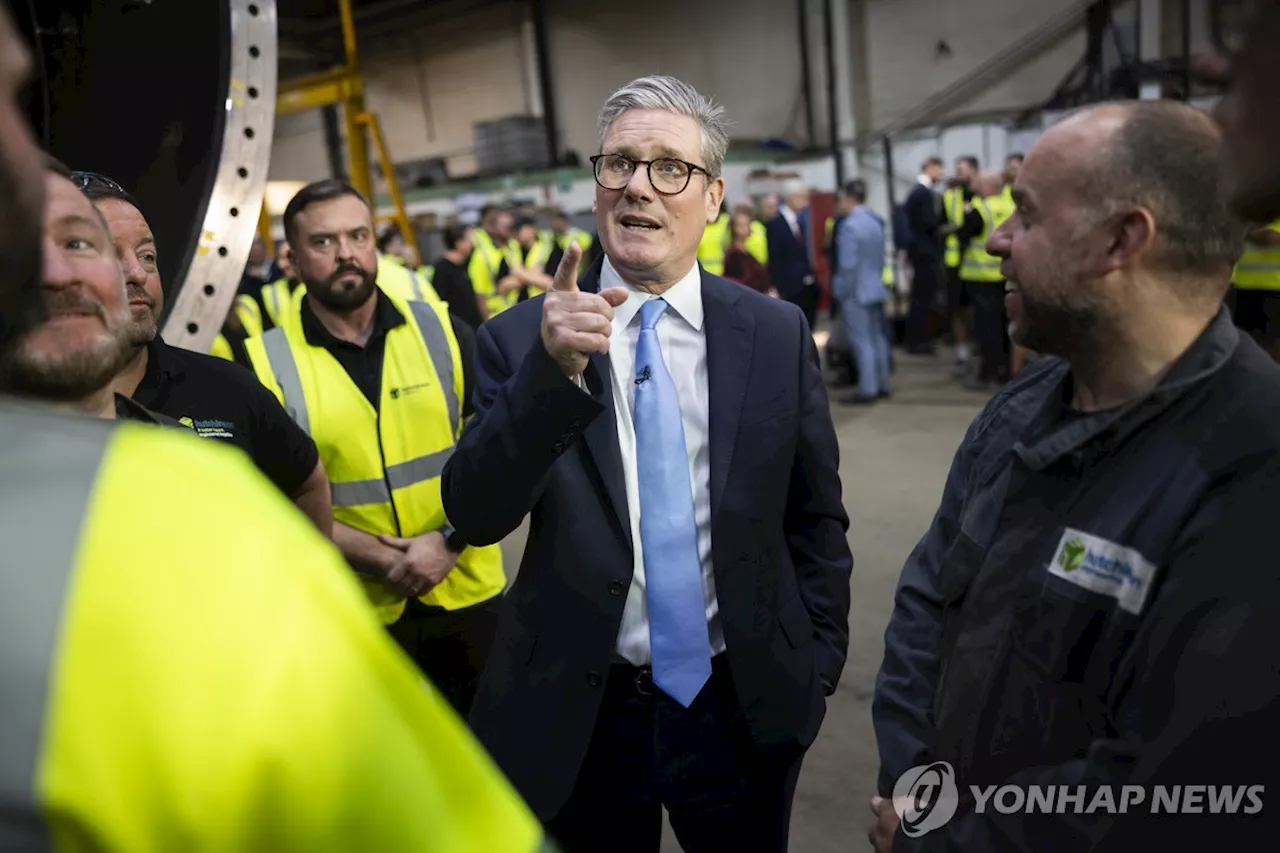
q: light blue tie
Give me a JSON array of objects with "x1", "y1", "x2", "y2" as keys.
[{"x1": 634, "y1": 298, "x2": 712, "y2": 707}]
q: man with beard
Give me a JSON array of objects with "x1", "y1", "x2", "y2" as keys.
[
  {"x1": 74, "y1": 172, "x2": 332, "y2": 534},
  {"x1": 244, "y1": 179, "x2": 504, "y2": 717},
  {"x1": 0, "y1": 158, "x2": 156, "y2": 423},
  {"x1": 0, "y1": 3, "x2": 545, "y2": 849},
  {"x1": 1088, "y1": 9, "x2": 1280, "y2": 850},
  {"x1": 869, "y1": 99, "x2": 1280, "y2": 852}
]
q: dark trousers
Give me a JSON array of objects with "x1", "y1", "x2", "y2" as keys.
[
  {"x1": 547, "y1": 656, "x2": 805, "y2": 853},
  {"x1": 783, "y1": 285, "x2": 819, "y2": 329},
  {"x1": 906, "y1": 253, "x2": 942, "y2": 348},
  {"x1": 968, "y1": 279, "x2": 1010, "y2": 381},
  {"x1": 388, "y1": 595, "x2": 501, "y2": 717}
]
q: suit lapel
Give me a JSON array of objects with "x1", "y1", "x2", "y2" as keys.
[
  {"x1": 703, "y1": 274, "x2": 754, "y2": 520},
  {"x1": 576, "y1": 259, "x2": 633, "y2": 549},
  {"x1": 580, "y1": 352, "x2": 632, "y2": 549}
]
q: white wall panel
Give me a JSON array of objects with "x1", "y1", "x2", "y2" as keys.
[
  {"x1": 269, "y1": 108, "x2": 330, "y2": 182},
  {"x1": 363, "y1": 4, "x2": 528, "y2": 177},
  {"x1": 268, "y1": 0, "x2": 1098, "y2": 186},
  {"x1": 547, "y1": 0, "x2": 807, "y2": 163}
]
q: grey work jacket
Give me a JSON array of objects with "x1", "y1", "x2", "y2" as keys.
[{"x1": 873, "y1": 308, "x2": 1280, "y2": 851}]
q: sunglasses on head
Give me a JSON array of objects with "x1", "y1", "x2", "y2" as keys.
[{"x1": 69, "y1": 171, "x2": 128, "y2": 195}]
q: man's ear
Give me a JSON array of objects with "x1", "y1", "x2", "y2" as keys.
[
  {"x1": 1102, "y1": 207, "x2": 1157, "y2": 274},
  {"x1": 707, "y1": 177, "x2": 726, "y2": 224}
]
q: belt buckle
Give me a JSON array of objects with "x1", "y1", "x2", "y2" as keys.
[{"x1": 635, "y1": 666, "x2": 654, "y2": 697}]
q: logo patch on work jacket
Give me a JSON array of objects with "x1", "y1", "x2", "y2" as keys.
[
  {"x1": 176, "y1": 416, "x2": 235, "y2": 440},
  {"x1": 1048, "y1": 528, "x2": 1157, "y2": 615}
]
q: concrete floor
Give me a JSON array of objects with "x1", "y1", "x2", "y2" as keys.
[{"x1": 497, "y1": 347, "x2": 988, "y2": 851}]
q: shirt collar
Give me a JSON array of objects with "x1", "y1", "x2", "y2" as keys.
[
  {"x1": 114, "y1": 392, "x2": 180, "y2": 426},
  {"x1": 602, "y1": 255, "x2": 703, "y2": 332},
  {"x1": 918, "y1": 175, "x2": 935, "y2": 188},
  {"x1": 137, "y1": 335, "x2": 179, "y2": 395},
  {"x1": 300, "y1": 289, "x2": 406, "y2": 348},
  {"x1": 1013, "y1": 306, "x2": 1240, "y2": 470}
]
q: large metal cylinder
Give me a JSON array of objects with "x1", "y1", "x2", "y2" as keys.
[{"x1": 17, "y1": 0, "x2": 277, "y2": 353}]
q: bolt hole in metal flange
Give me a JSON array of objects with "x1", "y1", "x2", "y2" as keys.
[{"x1": 18, "y1": 1, "x2": 277, "y2": 355}]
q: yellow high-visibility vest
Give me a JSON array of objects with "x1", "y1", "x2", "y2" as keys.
[
  {"x1": 245, "y1": 287, "x2": 505, "y2": 624},
  {"x1": 234, "y1": 278, "x2": 297, "y2": 337},
  {"x1": 1234, "y1": 219, "x2": 1280, "y2": 291},
  {"x1": 944, "y1": 187, "x2": 967, "y2": 268},
  {"x1": 468, "y1": 229, "x2": 522, "y2": 318},
  {"x1": 378, "y1": 254, "x2": 443, "y2": 303},
  {"x1": 745, "y1": 220, "x2": 768, "y2": 265},
  {"x1": 210, "y1": 332, "x2": 235, "y2": 362},
  {"x1": 1, "y1": 404, "x2": 542, "y2": 852},
  {"x1": 517, "y1": 233, "x2": 556, "y2": 300},
  {"x1": 960, "y1": 194, "x2": 1015, "y2": 283},
  {"x1": 555, "y1": 227, "x2": 592, "y2": 255},
  {"x1": 697, "y1": 212, "x2": 730, "y2": 275}
]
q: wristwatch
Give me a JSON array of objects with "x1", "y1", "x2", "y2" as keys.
[{"x1": 439, "y1": 523, "x2": 467, "y2": 554}]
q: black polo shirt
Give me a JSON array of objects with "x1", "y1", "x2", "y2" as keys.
[
  {"x1": 298, "y1": 291, "x2": 476, "y2": 417},
  {"x1": 131, "y1": 337, "x2": 320, "y2": 497},
  {"x1": 114, "y1": 393, "x2": 181, "y2": 427}
]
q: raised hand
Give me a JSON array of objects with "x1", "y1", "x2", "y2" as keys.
[{"x1": 540, "y1": 242, "x2": 629, "y2": 379}]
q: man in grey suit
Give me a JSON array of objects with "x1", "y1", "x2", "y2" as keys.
[
  {"x1": 832, "y1": 180, "x2": 890, "y2": 404},
  {"x1": 442, "y1": 75, "x2": 853, "y2": 853}
]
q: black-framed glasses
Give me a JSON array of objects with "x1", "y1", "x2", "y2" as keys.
[
  {"x1": 590, "y1": 153, "x2": 711, "y2": 196},
  {"x1": 70, "y1": 171, "x2": 128, "y2": 196}
]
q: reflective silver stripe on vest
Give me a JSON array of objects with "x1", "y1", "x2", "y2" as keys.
[
  {"x1": 408, "y1": 300, "x2": 460, "y2": 430},
  {"x1": 330, "y1": 477, "x2": 391, "y2": 508},
  {"x1": 1236, "y1": 263, "x2": 1280, "y2": 273},
  {"x1": 328, "y1": 448, "x2": 455, "y2": 508},
  {"x1": 387, "y1": 447, "x2": 454, "y2": 490},
  {"x1": 0, "y1": 406, "x2": 115, "y2": 850},
  {"x1": 405, "y1": 266, "x2": 424, "y2": 302},
  {"x1": 261, "y1": 328, "x2": 310, "y2": 436},
  {"x1": 258, "y1": 303, "x2": 459, "y2": 508}
]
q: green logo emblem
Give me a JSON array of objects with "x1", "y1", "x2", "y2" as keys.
[{"x1": 1059, "y1": 538, "x2": 1087, "y2": 572}]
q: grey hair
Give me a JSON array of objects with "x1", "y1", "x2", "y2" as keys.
[{"x1": 598, "y1": 75, "x2": 730, "y2": 179}]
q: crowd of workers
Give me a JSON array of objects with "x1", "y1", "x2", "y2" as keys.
[{"x1": 3, "y1": 0, "x2": 1280, "y2": 850}]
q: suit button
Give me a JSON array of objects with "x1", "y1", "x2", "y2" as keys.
[
  {"x1": 586, "y1": 671, "x2": 602, "y2": 687},
  {"x1": 608, "y1": 581, "x2": 626, "y2": 596}
]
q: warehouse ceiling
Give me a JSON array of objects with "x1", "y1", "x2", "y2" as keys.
[{"x1": 277, "y1": 0, "x2": 508, "y2": 65}]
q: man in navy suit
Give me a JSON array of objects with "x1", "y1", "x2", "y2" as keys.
[
  {"x1": 442, "y1": 75, "x2": 852, "y2": 853},
  {"x1": 766, "y1": 181, "x2": 819, "y2": 328}
]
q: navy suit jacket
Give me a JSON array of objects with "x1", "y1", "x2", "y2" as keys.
[
  {"x1": 441, "y1": 257, "x2": 853, "y2": 820},
  {"x1": 766, "y1": 212, "x2": 814, "y2": 299}
]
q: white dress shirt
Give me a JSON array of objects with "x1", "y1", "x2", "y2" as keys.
[
  {"x1": 597, "y1": 256, "x2": 725, "y2": 666},
  {"x1": 780, "y1": 204, "x2": 801, "y2": 241}
]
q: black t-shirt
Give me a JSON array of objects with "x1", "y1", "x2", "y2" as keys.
[
  {"x1": 131, "y1": 337, "x2": 320, "y2": 496},
  {"x1": 298, "y1": 290, "x2": 477, "y2": 418},
  {"x1": 430, "y1": 256, "x2": 483, "y2": 330}
]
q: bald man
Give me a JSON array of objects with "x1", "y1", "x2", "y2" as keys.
[
  {"x1": 870, "y1": 100, "x2": 1280, "y2": 853},
  {"x1": 1084, "y1": 13, "x2": 1280, "y2": 851}
]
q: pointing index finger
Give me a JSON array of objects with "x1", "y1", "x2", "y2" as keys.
[{"x1": 551, "y1": 241, "x2": 583, "y2": 292}]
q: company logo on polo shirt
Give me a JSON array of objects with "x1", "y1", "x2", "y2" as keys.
[
  {"x1": 389, "y1": 382, "x2": 431, "y2": 399},
  {"x1": 176, "y1": 417, "x2": 236, "y2": 440},
  {"x1": 1048, "y1": 528, "x2": 1157, "y2": 615}
]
